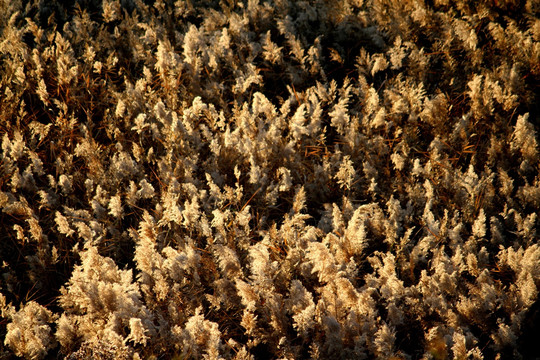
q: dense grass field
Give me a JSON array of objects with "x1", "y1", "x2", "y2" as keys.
[{"x1": 1, "y1": 0, "x2": 539, "y2": 358}]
